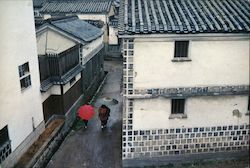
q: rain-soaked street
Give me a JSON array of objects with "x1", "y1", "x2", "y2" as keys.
[{"x1": 46, "y1": 60, "x2": 122, "y2": 168}]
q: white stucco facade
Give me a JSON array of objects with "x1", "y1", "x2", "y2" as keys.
[
  {"x1": 132, "y1": 36, "x2": 249, "y2": 128},
  {"x1": 108, "y1": 26, "x2": 118, "y2": 45},
  {"x1": 121, "y1": 35, "x2": 250, "y2": 160},
  {"x1": 133, "y1": 37, "x2": 249, "y2": 89},
  {"x1": 36, "y1": 29, "x2": 77, "y2": 55},
  {"x1": 0, "y1": 1, "x2": 45, "y2": 166},
  {"x1": 133, "y1": 95, "x2": 249, "y2": 130}
]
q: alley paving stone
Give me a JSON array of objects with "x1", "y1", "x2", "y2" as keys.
[{"x1": 46, "y1": 61, "x2": 122, "y2": 168}]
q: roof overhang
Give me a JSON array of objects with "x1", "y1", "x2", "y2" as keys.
[
  {"x1": 36, "y1": 23, "x2": 86, "y2": 45},
  {"x1": 118, "y1": 33, "x2": 250, "y2": 41}
]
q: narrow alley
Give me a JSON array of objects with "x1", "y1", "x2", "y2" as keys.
[{"x1": 46, "y1": 60, "x2": 123, "y2": 168}]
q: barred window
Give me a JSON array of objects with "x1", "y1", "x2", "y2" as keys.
[
  {"x1": 171, "y1": 99, "x2": 185, "y2": 114},
  {"x1": 0, "y1": 126, "x2": 11, "y2": 164},
  {"x1": 18, "y1": 62, "x2": 31, "y2": 90},
  {"x1": 174, "y1": 41, "x2": 189, "y2": 58}
]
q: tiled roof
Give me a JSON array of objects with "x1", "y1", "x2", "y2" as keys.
[
  {"x1": 118, "y1": 0, "x2": 250, "y2": 35},
  {"x1": 33, "y1": 0, "x2": 47, "y2": 8},
  {"x1": 40, "y1": 65, "x2": 83, "y2": 92},
  {"x1": 41, "y1": 0, "x2": 113, "y2": 14},
  {"x1": 50, "y1": 17, "x2": 103, "y2": 42}
]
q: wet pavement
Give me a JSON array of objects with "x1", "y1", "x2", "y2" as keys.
[{"x1": 46, "y1": 60, "x2": 123, "y2": 168}]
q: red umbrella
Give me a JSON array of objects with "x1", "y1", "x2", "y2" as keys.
[{"x1": 77, "y1": 104, "x2": 95, "y2": 120}]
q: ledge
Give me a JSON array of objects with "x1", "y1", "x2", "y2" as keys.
[
  {"x1": 169, "y1": 114, "x2": 187, "y2": 119},
  {"x1": 130, "y1": 85, "x2": 249, "y2": 99},
  {"x1": 171, "y1": 58, "x2": 191, "y2": 62}
]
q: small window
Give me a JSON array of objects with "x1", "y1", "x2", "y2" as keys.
[
  {"x1": 70, "y1": 77, "x2": 76, "y2": 85},
  {"x1": 171, "y1": 99, "x2": 185, "y2": 114},
  {"x1": 0, "y1": 126, "x2": 11, "y2": 164},
  {"x1": 247, "y1": 96, "x2": 250, "y2": 114},
  {"x1": 174, "y1": 41, "x2": 189, "y2": 58},
  {"x1": 18, "y1": 62, "x2": 31, "y2": 90},
  {"x1": 18, "y1": 62, "x2": 29, "y2": 77}
]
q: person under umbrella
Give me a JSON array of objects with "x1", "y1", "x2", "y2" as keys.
[
  {"x1": 77, "y1": 104, "x2": 95, "y2": 128},
  {"x1": 98, "y1": 104, "x2": 110, "y2": 129}
]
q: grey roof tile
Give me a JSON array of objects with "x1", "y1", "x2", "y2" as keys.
[
  {"x1": 51, "y1": 18, "x2": 103, "y2": 42},
  {"x1": 119, "y1": 0, "x2": 250, "y2": 35},
  {"x1": 40, "y1": 65, "x2": 83, "y2": 92},
  {"x1": 33, "y1": 0, "x2": 47, "y2": 8},
  {"x1": 41, "y1": 0, "x2": 112, "y2": 14}
]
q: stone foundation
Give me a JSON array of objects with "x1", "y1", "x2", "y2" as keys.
[{"x1": 123, "y1": 124, "x2": 249, "y2": 159}]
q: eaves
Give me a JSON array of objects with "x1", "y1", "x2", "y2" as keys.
[{"x1": 36, "y1": 23, "x2": 86, "y2": 45}]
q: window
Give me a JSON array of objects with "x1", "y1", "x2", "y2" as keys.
[
  {"x1": 248, "y1": 96, "x2": 250, "y2": 111},
  {"x1": 0, "y1": 126, "x2": 11, "y2": 164},
  {"x1": 171, "y1": 99, "x2": 185, "y2": 114},
  {"x1": 246, "y1": 96, "x2": 250, "y2": 115},
  {"x1": 174, "y1": 41, "x2": 189, "y2": 58},
  {"x1": 70, "y1": 77, "x2": 76, "y2": 85},
  {"x1": 18, "y1": 62, "x2": 31, "y2": 90}
]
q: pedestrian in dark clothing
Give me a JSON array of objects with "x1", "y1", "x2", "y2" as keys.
[
  {"x1": 82, "y1": 119, "x2": 88, "y2": 128},
  {"x1": 98, "y1": 104, "x2": 110, "y2": 129}
]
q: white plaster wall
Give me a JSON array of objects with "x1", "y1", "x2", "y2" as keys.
[
  {"x1": 36, "y1": 29, "x2": 76, "y2": 55},
  {"x1": 0, "y1": 0, "x2": 44, "y2": 150},
  {"x1": 41, "y1": 73, "x2": 81, "y2": 101},
  {"x1": 82, "y1": 36, "x2": 103, "y2": 59},
  {"x1": 41, "y1": 85, "x2": 61, "y2": 102},
  {"x1": 133, "y1": 39, "x2": 249, "y2": 88},
  {"x1": 109, "y1": 26, "x2": 118, "y2": 45},
  {"x1": 63, "y1": 73, "x2": 81, "y2": 94},
  {"x1": 133, "y1": 95, "x2": 249, "y2": 130}
]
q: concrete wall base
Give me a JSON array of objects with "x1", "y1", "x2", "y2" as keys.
[
  {"x1": 1, "y1": 121, "x2": 45, "y2": 168},
  {"x1": 123, "y1": 150, "x2": 249, "y2": 168}
]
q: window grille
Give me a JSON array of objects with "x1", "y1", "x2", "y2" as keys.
[
  {"x1": 171, "y1": 99, "x2": 185, "y2": 114},
  {"x1": 18, "y1": 62, "x2": 31, "y2": 90},
  {"x1": 174, "y1": 41, "x2": 189, "y2": 58},
  {"x1": 0, "y1": 126, "x2": 11, "y2": 164}
]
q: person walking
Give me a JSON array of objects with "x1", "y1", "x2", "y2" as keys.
[
  {"x1": 98, "y1": 104, "x2": 110, "y2": 129},
  {"x1": 77, "y1": 104, "x2": 95, "y2": 129}
]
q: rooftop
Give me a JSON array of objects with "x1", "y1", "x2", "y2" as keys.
[
  {"x1": 41, "y1": 0, "x2": 113, "y2": 14},
  {"x1": 118, "y1": 0, "x2": 250, "y2": 35},
  {"x1": 33, "y1": 0, "x2": 47, "y2": 8},
  {"x1": 37, "y1": 17, "x2": 103, "y2": 42}
]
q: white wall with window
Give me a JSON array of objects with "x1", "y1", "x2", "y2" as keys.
[
  {"x1": 133, "y1": 37, "x2": 249, "y2": 89},
  {"x1": 0, "y1": 1, "x2": 45, "y2": 167},
  {"x1": 133, "y1": 95, "x2": 249, "y2": 130}
]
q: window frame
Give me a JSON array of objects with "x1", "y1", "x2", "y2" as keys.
[
  {"x1": 0, "y1": 125, "x2": 11, "y2": 164},
  {"x1": 18, "y1": 62, "x2": 32, "y2": 90},
  {"x1": 172, "y1": 40, "x2": 191, "y2": 62},
  {"x1": 169, "y1": 98, "x2": 187, "y2": 119}
]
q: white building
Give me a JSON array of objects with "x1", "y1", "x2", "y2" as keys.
[
  {"x1": 119, "y1": 0, "x2": 250, "y2": 166},
  {"x1": 0, "y1": 1, "x2": 45, "y2": 167},
  {"x1": 36, "y1": 17, "x2": 104, "y2": 123},
  {"x1": 39, "y1": 0, "x2": 114, "y2": 58}
]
